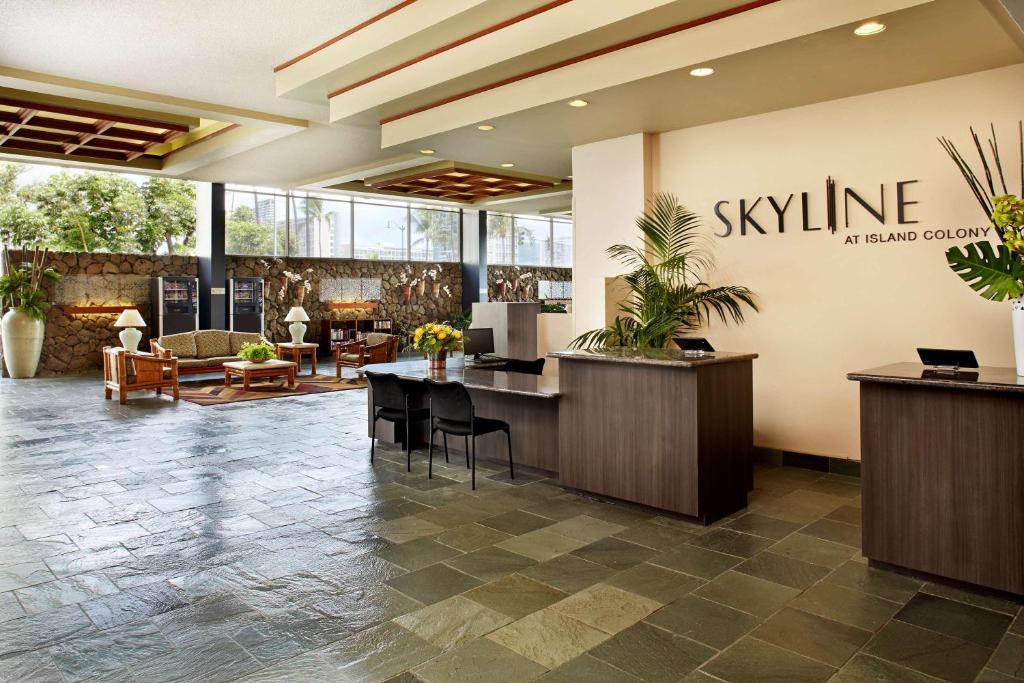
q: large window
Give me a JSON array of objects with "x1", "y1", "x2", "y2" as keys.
[
  {"x1": 487, "y1": 213, "x2": 572, "y2": 267},
  {"x1": 224, "y1": 185, "x2": 461, "y2": 261},
  {"x1": 353, "y1": 201, "x2": 408, "y2": 260}
]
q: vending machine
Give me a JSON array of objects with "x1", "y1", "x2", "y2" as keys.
[
  {"x1": 229, "y1": 278, "x2": 265, "y2": 333},
  {"x1": 151, "y1": 276, "x2": 199, "y2": 337}
]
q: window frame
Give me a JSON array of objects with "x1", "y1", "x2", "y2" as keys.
[{"x1": 223, "y1": 185, "x2": 462, "y2": 262}]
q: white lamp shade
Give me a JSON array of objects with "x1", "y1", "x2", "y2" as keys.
[
  {"x1": 284, "y1": 306, "x2": 310, "y2": 322},
  {"x1": 114, "y1": 308, "x2": 146, "y2": 328}
]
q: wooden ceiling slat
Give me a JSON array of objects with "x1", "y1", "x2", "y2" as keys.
[
  {"x1": 0, "y1": 95, "x2": 190, "y2": 133},
  {"x1": 104, "y1": 126, "x2": 167, "y2": 143},
  {"x1": 0, "y1": 108, "x2": 38, "y2": 146},
  {"x1": 6, "y1": 128, "x2": 77, "y2": 143},
  {"x1": 63, "y1": 121, "x2": 115, "y2": 156},
  {"x1": 0, "y1": 138, "x2": 128, "y2": 161}
]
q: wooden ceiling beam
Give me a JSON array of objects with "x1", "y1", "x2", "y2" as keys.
[
  {"x1": 63, "y1": 121, "x2": 115, "y2": 156},
  {"x1": 0, "y1": 137, "x2": 128, "y2": 161},
  {"x1": 0, "y1": 108, "x2": 38, "y2": 146},
  {"x1": 0, "y1": 95, "x2": 191, "y2": 132},
  {"x1": 5, "y1": 127, "x2": 77, "y2": 143},
  {"x1": 17, "y1": 116, "x2": 166, "y2": 142}
]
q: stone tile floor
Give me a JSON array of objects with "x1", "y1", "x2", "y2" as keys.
[{"x1": 0, "y1": 369, "x2": 1021, "y2": 682}]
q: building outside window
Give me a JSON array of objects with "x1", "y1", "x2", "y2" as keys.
[
  {"x1": 487, "y1": 212, "x2": 572, "y2": 267},
  {"x1": 224, "y1": 185, "x2": 462, "y2": 261}
]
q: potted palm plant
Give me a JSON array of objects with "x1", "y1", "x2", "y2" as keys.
[
  {"x1": 572, "y1": 193, "x2": 757, "y2": 349},
  {"x1": 1, "y1": 247, "x2": 61, "y2": 378},
  {"x1": 939, "y1": 122, "x2": 1024, "y2": 375}
]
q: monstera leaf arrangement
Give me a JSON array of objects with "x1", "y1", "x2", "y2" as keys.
[
  {"x1": 572, "y1": 193, "x2": 757, "y2": 350},
  {"x1": 940, "y1": 123, "x2": 1024, "y2": 300}
]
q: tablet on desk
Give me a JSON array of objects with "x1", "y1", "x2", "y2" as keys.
[
  {"x1": 916, "y1": 347, "x2": 979, "y2": 369},
  {"x1": 673, "y1": 336, "x2": 715, "y2": 353}
]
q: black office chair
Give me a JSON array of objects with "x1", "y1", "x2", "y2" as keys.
[
  {"x1": 502, "y1": 358, "x2": 545, "y2": 375},
  {"x1": 424, "y1": 378, "x2": 513, "y2": 490},
  {"x1": 366, "y1": 372, "x2": 430, "y2": 472}
]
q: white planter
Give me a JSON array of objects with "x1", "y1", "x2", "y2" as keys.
[
  {"x1": 2, "y1": 309, "x2": 45, "y2": 378},
  {"x1": 1013, "y1": 297, "x2": 1024, "y2": 377}
]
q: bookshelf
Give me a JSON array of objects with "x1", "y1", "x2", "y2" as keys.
[{"x1": 319, "y1": 318, "x2": 393, "y2": 355}]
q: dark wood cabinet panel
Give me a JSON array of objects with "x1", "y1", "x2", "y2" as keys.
[
  {"x1": 557, "y1": 358, "x2": 752, "y2": 522},
  {"x1": 858, "y1": 381, "x2": 1024, "y2": 595}
]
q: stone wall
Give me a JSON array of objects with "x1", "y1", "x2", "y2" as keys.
[
  {"x1": 5, "y1": 250, "x2": 198, "y2": 376},
  {"x1": 486, "y1": 265, "x2": 572, "y2": 301},
  {"x1": 226, "y1": 257, "x2": 462, "y2": 345},
  {"x1": 3, "y1": 251, "x2": 462, "y2": 376}
]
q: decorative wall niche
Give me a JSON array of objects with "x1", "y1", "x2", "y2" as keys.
[
  {"x1": 320, "y1": 277, "x2": 382, "y2": 302},
  {"x1": 539, "y1": 280, "x2": 573, "y2": 299},
  {"x1": 55, "y1": 274, "x2": 150, "y2": 306}
]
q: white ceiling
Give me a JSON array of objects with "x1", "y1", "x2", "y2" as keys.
[
  {"x1": 1, "y1": 0, "x2": 1021, "y2": 209},
  {"x1": 0, "y1": 0, "x2": 400, "y2": 123}
]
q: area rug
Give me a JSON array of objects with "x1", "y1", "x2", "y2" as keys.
[{"x1": 177, "y1": 374, "x2": 366, "y2": 406}]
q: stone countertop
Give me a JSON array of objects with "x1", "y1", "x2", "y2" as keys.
[
  {"x1": 547, "y1": 348, "x2": 758, "y2": 368},
  {"x1": 848, "y1": 362, "x2": 1024, "y2": 394},
  {"x1": 359, "y1": 358, "x2": 560, "y2": 398}
]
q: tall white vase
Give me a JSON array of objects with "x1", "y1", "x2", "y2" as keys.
[
  {"x1": 2, "y1": 309, "x2": 45, "y2": 378},
  {"x1": 1013, "y1": 297, "x2": 1024, "y2": 377}
]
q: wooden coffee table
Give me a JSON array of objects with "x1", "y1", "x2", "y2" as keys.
[
  {"x1": 275, "y1": 342, "x2": 319, "y2": 376},
  {"x1": 223, "y1": 359, "x2": 297, "y2": 390}
]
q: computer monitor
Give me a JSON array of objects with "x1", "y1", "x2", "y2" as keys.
[
  {"x1": 673, "y1": 336, "x2": 715, "y2": 353},
  {"x1": 464, "y1": 328, "x2": 495, "y2": 359},
  {"x1": 917, "y1": 347, "x2": 979, "y2": 370}
]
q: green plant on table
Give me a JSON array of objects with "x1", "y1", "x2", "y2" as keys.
[
  {"x1": 238, "y1": 340, "x2": 275, "y2": 362},
  {"x1": 572, "y1": 193, "x2": 757, "y2": 349},
  {"x1": 939, "y1": 123, "x2": 1024, "y2": 301},
  {"x1": 446, "y1": 308, "x2": 472, "y2": 330},
  {"x1": 0, "y1": 248, "x2": 61, "y2": 320}
]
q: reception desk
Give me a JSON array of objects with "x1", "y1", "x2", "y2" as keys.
[
  {"x1": 849, "y1": 363, "x2": 1024, "y2": 595},
  {"x1": 363, "y1": 348, "x2": 756, "y2": 523},
  {"x1": 551, "y1": 349, "x2": 756, "y2": 523}
]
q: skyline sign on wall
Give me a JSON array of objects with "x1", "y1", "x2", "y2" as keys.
[{"x1": 712, "y1": 177, "x2": 994, "y2": 245}]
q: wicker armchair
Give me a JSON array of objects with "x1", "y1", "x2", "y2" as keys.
[
  {"x1": 334, "y1": 333, "x2": 399, "y2": 377},
  {"x1": 103, "y1": 346, "x2": 179, "y2": 405}
]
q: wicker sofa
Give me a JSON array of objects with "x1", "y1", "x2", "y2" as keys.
[{"x1": 150, "y1": 330, "x2": 267, "y2": 374}]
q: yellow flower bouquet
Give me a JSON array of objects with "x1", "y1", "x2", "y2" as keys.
[{"x1": 413, "y1": 322, "x2": 464, "y2": 368}]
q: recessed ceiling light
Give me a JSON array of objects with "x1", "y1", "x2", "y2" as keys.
[
  {"x1": 689, "y1": 67, "x2": 715, "y2": 77},
  {"x1": 477, "y1": 124, "x2": 495, "y2": 131},
  {"x1": 500, "y1": 163, "x2": 515, "y2": 168},
  {"x1": 854, "y1": 21, "x2": 885, "y2": 36},
  {"x1": 419, "y1": 148, "x2": 435, "y2": 154},
  {"x1": 567, "y1": 99, "x2": 589, "y2": 108}
]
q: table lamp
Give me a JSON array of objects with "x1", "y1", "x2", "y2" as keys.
[
  {"x1": 284, "y1": 306, "x2": 309, "y2": 344},
  {"x1": 114, "y1": 309, "x2": 146, "y2": 351}
]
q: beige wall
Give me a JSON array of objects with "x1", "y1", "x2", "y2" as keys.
[
  {"x1": 571, "y1": 133, "x2": 653, "y2": 339},
  {"x1": 574, "y1": 63, "x2": 1024, "y2": 460}
]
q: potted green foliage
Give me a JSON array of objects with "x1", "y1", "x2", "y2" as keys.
[
  {"x1": 939, "y1": 122, "x2": 1024, "y2": 375},
  {"x1": 238, "y1": 340, "x2": 276, "y2": 363},
  {"x1": 0, "y1": 247, "x2": 60, "y2": 378},
  {"x1": 572, "y1": 193, "x2": 757, "y2": 349}
]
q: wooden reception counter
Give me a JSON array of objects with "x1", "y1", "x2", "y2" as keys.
[
  {"x1": 849, "y1": 363, "x2": 1024, "y2": 595},
  {"x1": 363, "y1": 348, "x2": 756, "y2": 523},
  {"x1": 550, "y1": 349, "x2": 756, "y2": 523},
  {"x1": 360, "y1": 358, "x2": 561, "y2": 473}
]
